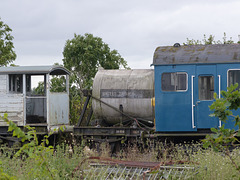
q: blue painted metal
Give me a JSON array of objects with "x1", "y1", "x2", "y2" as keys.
[
  {"x1": 155, "y1": 65, "x2": 196, "y2": 132},
  {"x1": 154, "y1": 44, "x2": 240, "y2": 132},
  {"x1": 217, "y1": 63, "x2": 240, "y2": 130},
  {"x1": 195, "y1": 65, "x2": 218, "y2": 129}
]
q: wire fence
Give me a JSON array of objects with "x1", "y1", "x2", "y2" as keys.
[{"x1": 72, "y1": 157, "x2": 200, "y2": 180}]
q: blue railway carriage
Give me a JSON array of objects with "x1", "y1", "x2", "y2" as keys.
[{"x1": 153, "y1": 44, "x2": 240, "y2": 132}]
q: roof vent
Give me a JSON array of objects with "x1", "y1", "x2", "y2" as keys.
[{"x1": 173, "y1": 43, "x2": 180, "y2": 47}]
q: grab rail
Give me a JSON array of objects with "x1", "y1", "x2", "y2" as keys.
[
  {"x1": 191, "y1": 75, "x2": 196, "y2": 129},
  {"x1": 218, "y1": 75, "x2": 222, "y2": 128}
]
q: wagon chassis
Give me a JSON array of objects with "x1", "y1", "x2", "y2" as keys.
[
  {"x1": 74, "y1": 90, "x2": 210, "y2": 145},
  {"x1": 0, "y1": 124, "x2": 48, "y2": 146}
]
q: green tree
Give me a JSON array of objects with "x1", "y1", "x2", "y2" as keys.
[
  {"x1": 62, "y1": 33, "x2": 129, "y2": 124},
  {"x1": 32, "y1": 81, "x2": 45, "y2": 95},
  {"x1": 62, "y1": 33, "x2": 129, "y2": 90},
  {"x1": 0, "y1": 17, "x2": 16, "y2": 66},
  {"x1": 31, "y1": 76, "x2": 66, "y2": 96}
]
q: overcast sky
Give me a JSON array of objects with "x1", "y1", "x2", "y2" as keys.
[{"x1": 1, "y1": 0, "x2": 240, "y2": 69}]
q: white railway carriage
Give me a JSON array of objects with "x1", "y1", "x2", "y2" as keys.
[{"x1": 0, "y1": 65, "x2": 71, "y2": 134}]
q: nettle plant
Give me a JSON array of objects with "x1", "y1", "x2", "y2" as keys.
[
  {"x1": 203, "y1": 83, "x2": 240, "y2": 173},
  {"x1": 0, "y1": 114, "x2": 65, "y2": 179}
]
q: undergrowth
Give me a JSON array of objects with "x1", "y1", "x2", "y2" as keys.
[{"x1": 1, "y1": 140, "x2": 240, "y2": 179}]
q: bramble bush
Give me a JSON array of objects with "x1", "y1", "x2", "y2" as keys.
[{"x1": 203, "y1": 83, "x2": 240, "y2": 174}]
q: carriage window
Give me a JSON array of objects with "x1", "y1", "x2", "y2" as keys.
[
  {"x1": 9, "y1": 74, "x2": 23, "y2": 93},
  {"x1": 161, "y1": 72, "x2": 187, "y2": 91},
  {"x1": 26, "y1": 75, "x2": 46, "y2": 96},
  {"x1": 198, "y1": 76, "x2": 214, "y2": 100},
  {"x1": 228, "y1": 70, "x2": 240, "y2": 87}
]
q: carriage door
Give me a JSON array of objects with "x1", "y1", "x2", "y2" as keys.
[{"x1": 195, "y1": 65, "x2": 218, "y2": 129}]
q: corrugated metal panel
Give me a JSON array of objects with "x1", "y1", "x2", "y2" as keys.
[
  {"x1": 48, "y1": 92, "x2": 69, "y2": 126},
  {"x1": 153, "y1": 44, "x2": 240, "y2": 65},
  {"x1": 0, "y1": 65, "x2": 70, "y2": 75}
]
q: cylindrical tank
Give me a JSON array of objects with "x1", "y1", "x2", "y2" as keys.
[{"x1": 92, "y1": 69, "x2": 154, "y2": 125}]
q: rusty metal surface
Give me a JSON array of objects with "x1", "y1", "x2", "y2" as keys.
[
  {"x1": 72, "y1": 157, "x2": 199, "y2": 180},
  {"x1": 153, "y1": 44, "x2": 240, "y2": 65}
]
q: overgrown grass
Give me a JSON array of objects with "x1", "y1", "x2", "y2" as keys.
[
  {"x1": 194, "y1": 147, "x2": 240, "y2": 179},
  {"x1": 0, "y1": 144, "x2": 86, "y2": 180},
  {"x1": 0, "y1": 142, "x2": 240, "y2": 179}
]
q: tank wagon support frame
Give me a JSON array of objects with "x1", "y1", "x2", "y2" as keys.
[
  {"x1": 75, "y1": 90, "x2": 136, "y2": 140},
  {"x1": 75, "y1": 89, "x2": 154, "y2": 130},
  {"x1": 74, "y1": 126, "x2": 209, "y2": 147},
  {"x1": 77, "y1": 90, "x2": 93, "y2": 127},
  {"x1": 74, "y1": 90, "x2": 154, "y2": 146},
  {"x1": 74, "y1": 90, "x2": 210, "y2": 147}
]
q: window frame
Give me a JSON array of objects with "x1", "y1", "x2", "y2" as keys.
[
  {"x1": 26, "y1": 74, "x2": 46, "y2": 96},
  {"x1": 227, "y1": 69, "x2": 240, "y2": 87},
  {"x1": 161, "y1": 72, "x2": 188, "y2": 92},
  {"x1": 198, "y1": 75, "x2": 215, "y2": 101}
]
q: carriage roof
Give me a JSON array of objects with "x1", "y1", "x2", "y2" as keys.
[
  {"x1": 153, "y1": 44, "x2": 240, "y2": 65},
  {"x1": 0, "y1": 65, "x2": 70, "y2": 75}
]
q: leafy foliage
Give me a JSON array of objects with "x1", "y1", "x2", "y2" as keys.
[
  {"x1": 0, "y1": 114, "x2": 66, "y2": 179},
  {"x1": 0, "y1": 17, "x2": 16, "y2": 66},
  {"x1": 32, "y1": 75, "x2": 67, "y2": 96},
  {"x1": 62, "y1": 33, "x2": 129, "y2": 90},
  {"x1": 68, "y1": 86, "x2": 83, "y2": 125},
  {"x1": 203, "y1": 83, "x2": 240, "y2": 173},
  {"x1": 184, "y1": 32, "x2": 235, "y2": 45},
  {"x1": 31, "y1": 81, "x2": 45, "y2": 95},
  {"x1": 49, "y1": 75, "x2": 66, "y2": 92}
]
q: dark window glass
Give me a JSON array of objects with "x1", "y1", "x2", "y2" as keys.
[
  {"x1": 26, "y1": 75, "x2": 31, "y2": 92},
  {"x1": 198, "y1": 76, "x2": 214, "y2": 100},
  {"x1": 9, "y1": 74, "x2": 23, "y2": 93},
  {"x1": 177, "y1": 73, "x2": 187, "y2": 90},
  {"x1": 228, "y1": 70, "x2": 240, "y2": 87},
  {"x1": 161, "y1": 72, "x2": 187, "y2": 91},
  {"x1": 9, "y1": 75, "x2": 12, "y2": 91}
]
